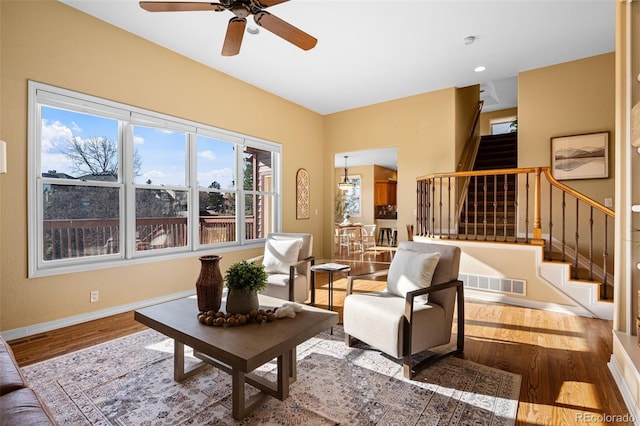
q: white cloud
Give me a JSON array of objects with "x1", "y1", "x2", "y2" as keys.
[
  {"x1": 41, "y1": 119, "x2": 73, "y2": 152},
  {"x1": 198, "y1": 150, "x2": 216, "y2": 161},
  {"x1": 143, "y1": 170, "x2": 166, "y2": 179},
  {"x1": 40, "y1": 152, "x2": 73, "y2": 174},
  {"x1": 198, "y1": 167, "x2": 234, "y2": 189},
  {"x1": 134, "y1": 135, "x2": 144, "y2": 145}
]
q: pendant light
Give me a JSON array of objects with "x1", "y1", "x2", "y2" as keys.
[{"x1": 338, "y1": 155, "x2": 355, "y2": 191}]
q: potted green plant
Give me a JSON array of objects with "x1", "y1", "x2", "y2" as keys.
[{"x1": 224, "y1": 260, "x2": 268, "y2": 314}]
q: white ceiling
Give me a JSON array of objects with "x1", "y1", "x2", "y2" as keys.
[{"x1": 59, "y1": 0, "x2": 615, "y2": 170}]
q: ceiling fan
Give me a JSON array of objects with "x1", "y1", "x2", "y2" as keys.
[{"x1": 139, "y1": 1, "x2": 317, "y2": 56}]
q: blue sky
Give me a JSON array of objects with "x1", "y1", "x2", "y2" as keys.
[{"x1": 40, "y1": 106, "x2": 236, "y2": 188}]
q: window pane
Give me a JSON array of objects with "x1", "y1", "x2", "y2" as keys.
[
  {"x1": 245, "y1": 194, "x2": 273, "y2": 241},
  {"x1": 199, "y1": 191, "x2": 237, "y2": 244},
  {"x1": 135, "y1": 188, "x2": 188, "y2": 251},
  {"x1": 243, "y1": 147, "x2": 272, "y2": 191},
  {"x1": 133, "y1": 126, "x2": 186, "y2": 186},
  {"x1": 42, "y1": 184, "x2": 120, "y2": 260},
  {"x1": 491, "y1": 121, "x2": 516, "y2": 135},
  {"x1": 343, "y1": 176, "x2": 362, "y2": 217},
  {"x1": 196, "y1": 135, "x2": 236, "y2": 190},
  {"x1": 41, "y1": 106, "x2": 119, "y2": 181}
]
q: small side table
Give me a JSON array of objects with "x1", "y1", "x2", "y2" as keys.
[{"x1": 311, "y1": 262, "x2": 350, "y2": 312}]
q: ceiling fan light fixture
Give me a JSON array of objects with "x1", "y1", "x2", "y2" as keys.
[
  {"x1": 139, "y1": 0, "x2": 317, "y2": 55},
  {"x1": 247, "y1": 25, "x2": 259, "y2": 35},
  {"x1": 338, "y1": 155, "x2": 355, "y2": 191}
]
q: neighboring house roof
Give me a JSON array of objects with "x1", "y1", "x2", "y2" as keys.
[
  {"x1": 42, "y1": 170, "x2": 76, "y2": 179},
  {"x1": 42, "y1": 170, "x2": 118, "y2": 181},
  {"x1": 78, "y1": 172, "x2": 118, "y2": 182}
]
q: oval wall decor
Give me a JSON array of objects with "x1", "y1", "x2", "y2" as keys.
[{"x1": 296, "y1": 168, "x2": 310, "y2": 219}]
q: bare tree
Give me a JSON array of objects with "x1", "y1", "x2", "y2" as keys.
[{"x1": 65, "y1": 136, "x2": 141, "y2": 177}]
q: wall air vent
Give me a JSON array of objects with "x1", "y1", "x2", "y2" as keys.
[{"x1": 459, "y1": 273, "x2": 526, "y2": 296}]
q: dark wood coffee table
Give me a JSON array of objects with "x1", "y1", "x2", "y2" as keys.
[{"x1": 134, "y1": 294, "x2": 338, "y2": 420}]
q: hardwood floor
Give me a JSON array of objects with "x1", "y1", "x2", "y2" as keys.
[{"x1": 7, "y1": 248, "x2": 632, "y2": 425}]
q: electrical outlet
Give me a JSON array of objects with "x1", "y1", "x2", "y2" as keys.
[
  {"x1": 90, "y1": 290, "x2": 99, "y2": 303},
  {"x1": 604, "y1": 197, "x2": 613, "y2": 208}
]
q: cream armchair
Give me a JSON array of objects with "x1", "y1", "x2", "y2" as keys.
[
  {"x1": 343, "y1": 241, "x2": 464, "y2": 379},
  {"x1": 249, "y1": 233, "x2": 314, "y2": 302}
]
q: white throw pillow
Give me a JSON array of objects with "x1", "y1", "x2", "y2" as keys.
[
  {"x1": 386, "y1": 248, "x2": 440, "y2": 304},
  {"x1": 263, "y1": 238, "x2": 303, "y2": 274}
]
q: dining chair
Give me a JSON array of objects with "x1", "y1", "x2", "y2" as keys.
[{"x1": 361, "y1": 224, "x2": 377, "y2": 253}]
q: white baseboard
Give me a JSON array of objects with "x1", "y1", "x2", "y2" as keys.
[
  {"x1": 1, "y1": 290, "x2": 195, "y2": 341},
  {"x1": 608, "y1": 352, "x2": 640, "y2": 425},
  {"x1": 464, "y1": 289, "x2": 595, "y2": 318}
]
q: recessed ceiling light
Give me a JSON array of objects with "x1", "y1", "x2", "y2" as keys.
[
  {"x1": 474, "y1": 66, "x2": 486, "y2": 72},
  {"x1": 247, "y1": 26, "x2": 259, "y2": 35}
]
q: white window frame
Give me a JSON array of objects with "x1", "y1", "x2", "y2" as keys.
[{"x1": 28, "y1": 81, "x2": 282, "y2": 277}]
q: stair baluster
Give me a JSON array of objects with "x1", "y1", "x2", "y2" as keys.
[
  {"x1": 589, "y1": 207, "x2": 594, "y2": 281},
  {"x1": 548, "y1": 180, "x2": 553, "y2": 261},
  {"x1": 574, "y1": 199, "x2": 579, "y2": 279}
]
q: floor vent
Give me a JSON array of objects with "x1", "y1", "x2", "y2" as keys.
[{"x1": 459, "y1": 273, "x2": 526, "y2": 296}]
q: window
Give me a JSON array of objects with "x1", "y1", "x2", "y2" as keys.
[
  {"x1": 490, "y1": 116, "x2": 517, "y2": 135},
  {"x1": 343, "y1": 175, "x2": 362, "y2": 217},
  {"x1": 28, "y1": 81, "x2": 281, "y2": 277}
]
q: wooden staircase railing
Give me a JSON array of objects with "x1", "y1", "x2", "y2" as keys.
[
  {"x1": 416, "y1": 167, "x2": 615, "y2": 300},
  {"x1": 457, "y1": 100, "x2": 485, "y2": 173}
]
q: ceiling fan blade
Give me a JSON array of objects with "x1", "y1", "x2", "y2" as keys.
[
  {"x1": 139, "y1": 2, "x2": 225, "y2": 12},
  {"x1": 222, "y1": 17, "x2": 246, "y2": 56},
  {"x1": 255, "y1": 0, "x2": 289, "y2": 7},
  {"x1": 254, "y1": 11, "x2": 317, "y2": 51}
]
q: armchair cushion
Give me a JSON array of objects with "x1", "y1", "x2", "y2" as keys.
[
  {"x1": 387, "y1": 248, "x2": 440, "y2": 304},
  {"x1": 260, "y1": 233, "x2": 313, "y2": 302},
  {"x1": 344, "y1": 292, "x2": 450, "y2": 358},
  {"x1": 262, "y1": 237, "x2": 303, "y2": 274}
]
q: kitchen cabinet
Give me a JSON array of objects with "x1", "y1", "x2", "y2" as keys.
[{"x1": 375, "y1": 180, "x2": 397, "y2": 205}]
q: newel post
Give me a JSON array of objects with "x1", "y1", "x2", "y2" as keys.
[{"x1": 532, "y1": 167, "x2": 545, "y2": 245}]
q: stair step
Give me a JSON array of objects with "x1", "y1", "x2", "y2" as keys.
[{"x1": 542, "y1": 258, "x2": 614, "y2": 301}]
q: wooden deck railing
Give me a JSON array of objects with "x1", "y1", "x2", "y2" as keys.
[
  {"x1": 416, "y1": 167, "x2": 615, "y2": 299},
  {"x1": 42, "y1": 216, "x2": 257, "y2": 260}
]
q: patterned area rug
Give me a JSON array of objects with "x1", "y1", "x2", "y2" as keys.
[{"x1": 23, "y1": 327, "x2": 520, "y2": 425}]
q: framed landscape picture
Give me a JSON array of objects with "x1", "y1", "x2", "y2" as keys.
[{"x1": 551, "y1": 132, "x2": 608, "y2": 180}]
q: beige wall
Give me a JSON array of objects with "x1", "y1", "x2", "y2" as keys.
[
  {"x1": 414, "y1": 237, "x2": 581, "y2": 308},
  {"x1": 0, "y1": 1, "x2": 4, "y2": 325},
  {"x1": 0, "y1": 1, "x2": 324, "y2": 332},
  {"x1": 323, "y1": 88, "x2": 457, "y2": 256},
  {"x1": 519, "y1": 53, "x2": 616, "y2": 205},
  {"x1": 455, "y1": 85, "x2": 481, "y2": 163}
]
